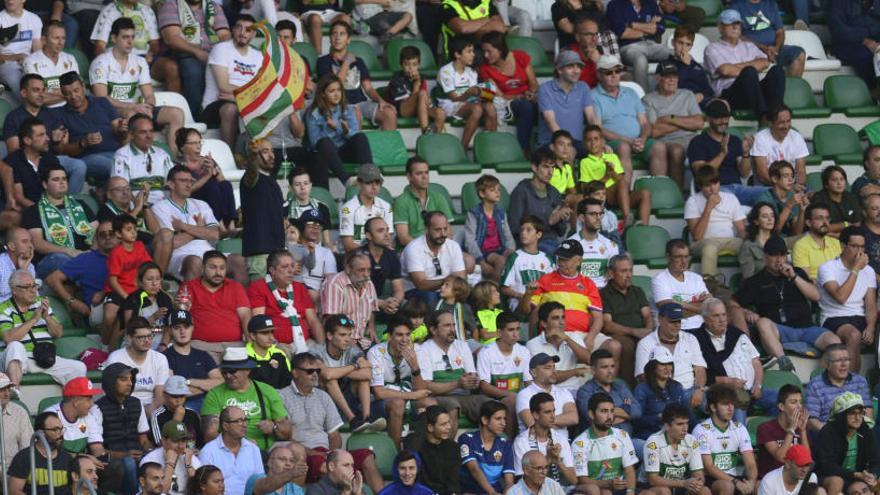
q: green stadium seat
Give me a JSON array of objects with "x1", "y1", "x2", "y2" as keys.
[
  {"x1": 216, "y1": 237, "x2": 242, "y2": 254},
  {"x1": 311, "y1": 187, "x2": 340, "y2": 228},
  {"x1": 292, "y1": 42, "x2": 318, "y2": 76},
  {"x1": 633, "y1": 176, "x2": 684, "y2": 219},
  {"x1": 631, "y1": 275, "x2": 652, "y2": 300},
  {"x1": 746, "y1": 416, "x2": 771, "y2": 446},
  {"x1": 71, "y1": 193, "x2": 99, "y2": 215},
  {"x1": 687, "y1": 0, "x2": 723, "y2": 24},
  {"x1": 812, "y1": 124, "x2": 864, "y2": 165},
  {"x1": 806, "y1": 172, "x2": 823, "y2": 192},
  {"x1": 427, "y1": 183, "x2": 464, "y2": 224},
  {"x1": 824, "y1": 75, "x2": 880, "y2": 118},
  {"x1": 64, "y1": 48, "x2": 90, "y2": 84},
  {"x1": 727, "y1": 126, "x2": 757, "y2": 140},
  {"x1": 366, "y1": 131, "x2": 409, "y2": 176},
  {"x1": 47, "y1": 296, "x2": 73, "y2": 327},
  {"x1": 55, "y1": 336, "x2": 97, "y2": 360},
  {"x1": 0, "y1": 99, "x2": 11, "y2": 129},
  {"x1": 461, "y1": 182, "x2": 510, "y2": 212},
  {"x1": 346, "y1": 433, "x2": 397, "y2": 479},
  {"x1": 344, "y1": 184, "x2": 394, "y2": 204},
  {"x1": 37, "y1": 396, "x2": 62, "y2": 413},
  {"x1": 348, "y1": 41, "x2": 393, "y2": 80},
  {"x1": 416, "y1": 133, "x2": 481, "y2": 175},
  {"x1": 763, "y1": 370, "x2": 802, "y2": 391},
  {"x1": 386, "y1": 38, "x2": 439, "y2": 78},
  {"x1": 474, "y1": 132, "x2": 531, "y2": 173},
  {"x1": 625, "y1": 225, "x2": 670, "y2": 269},
  {"x1": 731, "y1": 109, "x2": 756, "y2": 121},
  {"x1": 21, "y1": 370, "x2": 102, "y2": 386},
  {"x1": 505, "y1": 36, "x2": 554, "y2": 77},
  {"x1": 784, "y1": 77, "x2": 832, "y2": 119}
]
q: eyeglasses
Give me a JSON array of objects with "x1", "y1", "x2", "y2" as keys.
[
  {"x1": 338, "y1": 316, "x2": 354, "y2": 326},
  {"x1": 601, "y1": 69, "x2": 623, "y2": 75},
  {"x1": 432, "y1": 257, "x2": 442, "y2": 276},
  {"x1": 14, "y1": 284, "x2": 38, "y2": 290},
  {"x1": 132, "y1": 334, "x2": 153, "y2": 341},
  {"x1": 223, "y1": 418, "x2": 247, "y2": 424},
  {"x1": 441, "y1": 354, "x2": 453, "y2": 372},
  {"x1": 296, "y1": 367, "x2": 321, "y2": 375},
  {"x1": 109, "y1": 186, "x2": 131, "y2": 193}
]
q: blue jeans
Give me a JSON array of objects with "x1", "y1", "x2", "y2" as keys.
[
  {"x1": 177, "y1": 55, "x2": 207, "y2": 119},
  {"x1": 509, "y1": 98, "x2": 537, "y2": 151},
  {"x1": 58, "y1": 155, "x2": 86, "y2": 193},
  {"x1": 405, "y1": 289, "x2": 440, "y2": 307},
  {"x1": 733, "y1": 388, "x2": 779, "y2": 424},
  {"x1": 791, "y1": 0, "x2": 809, "y2": 22},
  {"x1": 720, "y1": 184, "x2": 770, "y2": 206},
  {"x1": 82, "y1": 151, "x2": 115, "y2": 183},
  {"x1": 119, "y1": 456, "x2": 138, "y2": 495},
  {"x1": 538, "y1": 238, "x2": 560, "y2": 258},
  {"x1": 36, "y1": 252, "x2": 73, "y2": 279}
]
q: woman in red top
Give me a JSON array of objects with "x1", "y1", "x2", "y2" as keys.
[{"x1": 479, "y1": 32, "x2": 539, "y2": 153}]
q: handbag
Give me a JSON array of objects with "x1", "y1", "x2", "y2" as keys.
[{"x1": 29, "y1": 328, "x2": 56, "y2": 369}]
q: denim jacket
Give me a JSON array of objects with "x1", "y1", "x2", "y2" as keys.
[
  {"x1": 464, "y1": 204, "x2": 515, "y2": 262},
  {"x1": 305, "y1": 104, "x2": 360, "y2": 150}
]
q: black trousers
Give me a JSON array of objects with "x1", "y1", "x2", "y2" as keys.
[
  {"x1": 416, "y1": 2, "x2": 443, "y2": 59},
  {"x1": 720, "y1": 64, "x2": 785, "y2": 120},
  {"x1": 312, "y1": 133, "x2": 372, "y2": 188}
]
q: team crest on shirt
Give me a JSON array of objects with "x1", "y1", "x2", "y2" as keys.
[
  {"x1": 599, "y1": 246, "x2": 605, "y2": 254},
  {"x1": 342, "y1": 207, "x2": 350, "y2": 214},
  {"x1": 575, "y1": 441, "x2": 584, "y2": 448},
  {"x1": 494, "y1": 450, "x2": 503, "y2": 462},
  {"x1": 64, "y1": 61, "x2": 71, "y2": 70},
  {"x1": 130, "y1": 67, "x2": 137, "y2": 76},
  {"x1": 577, "y1": 284, "x2": 584, "y2": 290},
  {"x1": 79, "y1": 422, "x2": 87, "y2": 433},
  {"x1": 461, "y1": 444, "x2": 469, "y2": 456},
  {"x1": 648, "y1": 453, "x2": 657, "y2": 464},
  {"x1": 94, "y1": 67, "x2": 103, "y2": 78},
  {"x1": 455, "y1": 356, "x2": 462, "y2": 366},
  {"x1": 514, "y1": 356, "x2": 521, "y2": 366},
  {"x1": 693, "y1": 440, "x2": 699, "y2": 449},
  {"x1": 269, "y1": 359, "x2": 279, "y2": 368},
  {"x1": 611, "y1": 442, "x2": 617, "y2": 450},
  {"x1": 721, "y1": 441, "x2": 728, "y2": 450},
  {"x1": 647, "y1": 442, "x2": 656, "y2": 450}
]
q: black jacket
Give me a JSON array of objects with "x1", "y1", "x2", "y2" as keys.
[
  {"x1": 815, "y1": 415, "x2": 880, "y2": 481},
  {"x1": 95, "y1": 362, "x2": 144, "y2": 452}
]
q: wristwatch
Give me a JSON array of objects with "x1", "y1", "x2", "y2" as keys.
[{"x1": 352, "y1": 361, "x2": 361, "y2": 370}]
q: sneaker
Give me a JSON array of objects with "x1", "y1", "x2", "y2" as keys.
[
  {"x1": 350, "y1": 416, "x2": 370, "y2": 433},
  {"x1": 777, "y1": 355, "x2": 796, "y2": 372},
  {"x1": 368, "y1": 416, "x2": 388, "y2": 432},
  {"x1": 379, "y1": 32, "x2": 394, "y2": 46},
  {"x1": 793, "y1": 19, "x2": 809, "y2": 30}
]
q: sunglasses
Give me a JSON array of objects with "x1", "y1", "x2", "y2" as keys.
[
  {"x1": 296, "y1": 367, "x2": 321, "y2": 375},
  {"x1": 432, "y1": 257, "x2": 442, "y2": 276},
  {"x1": 441, "y1": 354, "x2": 453, "y2": 372},
  {"x1": 393, "y1": 365, "x2": 401, "y2": 384},
  {"x1": 601, "y1": 68, "x2": 623, "y2": 75},
  {"x1": 221, "y1": 369, "x2": 242, "y2": 375}
]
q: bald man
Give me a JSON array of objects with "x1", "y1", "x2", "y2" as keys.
[
  {"x1": 246, "y1": 442, "x2": 309, "y2": 495},
  {"x1": 0, "y1": 228, "x2": 34, "y2": 300},
  {"x1": 307, "y1": 450, "x2": 363, "y2": 495}
]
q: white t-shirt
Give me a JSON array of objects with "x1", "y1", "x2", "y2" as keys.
[
  {"x1": 339, "y1": 195, "x2": 393, "y2": 242},
  {"x1": 401, "y1": 236, "x2": 466, "y2": 292},
  {"x1": 141, "y1": 447, "x2": 203, "y2": 495},
  {"x1": 476, "y1": 342, "x2": 532, "y2": 392},
  {"x1": 708, "y1": 330, "x2": 761, "y2": 389},
  {"x1": 642, "y1": 431, "x2": 703, "y2": 483},
  {"x1": 567, "y1": 231, "x2": 619, "y2": 288},
  {"x1": 416, "y1": 338, "x2": 475, "y2": 395},
  {"x1": 89, "y1": 51, "x2": 152, "y2": 103},
  {"x1": 151, "y1": 197, "x2": 219, "y2": 258},
  {"x1": 106, "y1": 348, "x2": 170, "y2": 406},
  {"x1": 367, "y1": 341, "x2": 420, "y2": 391},
  {"x1": 684, "y1": 191, "x2": 745, "y2": 239},
  {"x1": 90, "y1": 2, "x2": 159, "y2": 56},
  {"x1": 45, "y1": 402, "x2": 103, "y2": 450},
  {"x1": 22, "y1": 50, "x2": 78, "y2": 107},
  {"x1": 0, "y1": 10, "x2": 41, "y2": 57},
  {"x1": 301, "y1": 244, "x2": 336, "y2": 292},
  {"x1": 634, "y1": 330, "x2": 706, "y2": 389},
  {"x1": 817, "y1": 258, "x2": 877, "y2": 322},
  {"x1": 515, "y1": 382, "x2": 575, "y2": 435},
  {"x1": 757, "y1": 466, "x2": 817, "y2": 495},
  {"x1": 203, "y1": 40, "x2": 261, "y2": 108},
  {"x1": 571, "y1": 427, "x2": 639, "y2": 480},
  {"x1": 694, "y1": 418, "x2": 753, "y2": 476},
  {"x1": 651, "y1": 269, "x2": 709, "y2": 330},
  {"x1": 526, "y1": 333, "x2": 587, "y2": 392},
  {"x1": 501, "y1": 249, "x2": 554, "y2": 311},
  {"x1": 437, "y1": 61, "x2": 478, "y2": 99},
  {"x1": 512, "y1": 427, "x2": 574, "y2": 475},
  {"x1": 751, "y1": 128, "x2": 809, "y2": 182}
]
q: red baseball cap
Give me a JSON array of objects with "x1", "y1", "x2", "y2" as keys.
[
  {"x1": 784, "y1": 444, "x2": 813, "y2": 466},
  {"x1": 63, "y1": 377, "x2": 102, "y2": 397}
]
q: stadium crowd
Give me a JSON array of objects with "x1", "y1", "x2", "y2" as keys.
[{"x1": 0, "y1": 0, "x2": 876, "y2": 494}]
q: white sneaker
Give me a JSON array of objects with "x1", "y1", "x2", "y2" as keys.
[{"x1": 793, "y1": 19, "x2": 809, "y2": 30}]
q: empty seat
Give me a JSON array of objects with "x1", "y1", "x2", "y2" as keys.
[
  {"x1": 474, "y1": 132, "x2": 531, "y2": 173},
  {"x1": 64, "y1": 47, "x2": 90, "y2": 84},
  {"x1": 812, "y1": 123, "x2": 864, "y2": 165},
  {"x1": 783, "y1": 30, "x2": 842, "y2": 71},
  {"x1": 348, "y1": 40, "x2": 393, "y2": 80},
  {"x1": 55, "y1": 336, "x2": 97, "y2": 360},
  {"x1": 686, "y1": 0, "x2": 723, "y2": 24},
  {"x1": 292, "y1": 42, "x2": 318, "y2": 76},
  {"x1": 505, "y1": 35, "x2": 554, "y2": 77},
  {"x1": 824, "y1": 75, "x2": 880, "y2": 117},
  {"x1": 386, "y1": 38, "x2": 439, "y2": 78},
  {"x1": 216, "y1": 237, "x2": 243, "y2": 254},
  {"x1": 154, "y1": 91, "x2": 208, "y2": 133},
  {"x1": 346, "y1": 433, "x2": 398, "y2": 479},
  {"x1": 416, "y1": 133, "x2": 481, "y2": 175},
  {"x1": 429, "y1": 182, "x2": 464, "y2": 224},
  {"x1": 783, "y1": 77, "x2": 831, "y2": 118},
  {"x1": 365, "y1": 131, "x2": 408, "y2": 176},
  {"x1": 620, "y1": 80, "x2": 645, "y2": 99},
  {"x1": 625, "y1": 225, "x2": 670, "y2": 269},
  {"x1": 633, "y1": 176, "x2": 684, "y2": 218},
  {"x1": 806, "y1": 171, "x2": 823, "y2": 192}
]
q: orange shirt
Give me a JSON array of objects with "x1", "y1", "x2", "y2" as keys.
[{"x1": 530, "y1": 271, "x2": 603, "y2": 332}]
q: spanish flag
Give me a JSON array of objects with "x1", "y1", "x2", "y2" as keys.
[{"x1": 235, "y1": 21, "x2": 308, "y2": 140}]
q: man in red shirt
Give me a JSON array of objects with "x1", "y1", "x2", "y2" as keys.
[
  {"x1": 247, "y1": 249, "x2": 325, "y2": 354},
  {"x1": 570, "y1": 17, "x2": 602, "y2": 88},
  {"x1": 184, "y1": 250, "x2": 252, "y2": 363}
]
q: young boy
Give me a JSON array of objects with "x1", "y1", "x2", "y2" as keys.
[
  {"x1": 756, "y1": 160, "x2": 808, "y2": 238},
  {"x1": 684, "y1": 166, "x2": 746, "y2": 277},
  {"x1": 389, "y1": 46, "x2": 446, "y2": 135},
  {"x1": 548, "y1": 130, "x2": 577, "y2": 201},
  {"x1": 287, "y1": 166, "x2": 334, "y2": 250},
  {"x1": 103, "y1": 214, "x2": 152, "y2": 349},
  {"x1": 464, "y1": 174, "x2": 515, "y2": 281},
  {"x1": 579, "y1": 124, "x2": 652, "y2": 226},
  {"x1": 437, "y1": 36, "x2": 498, "y2": 151},
  {"x1": 245, "y1": 315, "x2": 292, "y2": 389},
  {"x1": 500, "y1": 215, "x2": 554, "y2": 311}
]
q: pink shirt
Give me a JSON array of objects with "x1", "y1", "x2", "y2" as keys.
[{"x1": 703, "y1": 38, "x2": 767, "y2": 95}]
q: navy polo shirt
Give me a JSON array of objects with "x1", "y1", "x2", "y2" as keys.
[
  {"x1": 6, "y1": 150, "x2": 61, "y2": 204},
  {"x1": 606, "y1": 0, "x2": 665, "y2": 46},
  {"x1": 669, "y1": 56, "x2": 714, "y2": 107},
  {"x1": 686, "y1": 131, "x2": 744, "y2": 186},
  {"x1": 357, "y1": 244, "x2": 401, "y2": 294},
  {"x1": 2, "y1": 106, "x2": 59, "y2": 141},
  {"x1": 54, "y1": 96, "x2": 120, "y2": 153}
]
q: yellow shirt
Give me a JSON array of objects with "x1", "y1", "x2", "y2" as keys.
[
  {"x1": 550, "y1": 163, "x2": 575, "y2": 194},
  {"x1": 578, "y1": 152, "x2": 624, "y2": 188},
  {"x1": 792, "y1": 234, "x2": 842, "y2": 279}
]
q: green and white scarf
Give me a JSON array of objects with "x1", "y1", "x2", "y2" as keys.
[
  {"x1": 38, "y1": 195, "x2": 93, "y2": 249},
  {"x1": 178, "y1": 0, "x2": 218, "y2": 47},
  {"x1": 266, "y1": 274, "x2": 308, "y2": 353}
]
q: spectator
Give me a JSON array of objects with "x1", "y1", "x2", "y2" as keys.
[
  {"x1": 286, "y1": 167, "x2": 334, "y2": 250},
  {"x1": 599, "y1": 253, "x2": 651, "y2": 386},
  {"x1": 377, "y1": 451, "x2": 434, "y2": 495},
  {"x1": 239, "y1": 139, "x2": 283, "y2": 280},
  {"x1": 606, "y1": 0, "x2": 671, "y2": 90},
  {"x1": 201, "y1": 347, "x2": 292, "y2": 450},
  {"x1": 438, "y1": 0, "x2": 504, "y2": 59},
  {"x1": 464, "y1": 174, "x2": 515, "y2": 282},
  {"x1": 137, "y1": 462, "x2": 167, "y2": 495},
  {"x1": 7, "y1": 412, "x2": 72, "y2": 495},
  {"x1": 515, "y1": 353, "x2": 578, "y2": 436},
  {"x1": 67, "y1": 0, "x2": 101, "y2": 58},
  {"x1": 852, "y1": 146, "x2": 880, "y2": 199},
  {"x1": 667, "y1": 26, "x2": 713, "y2": 107},
  {"x1": 389, "y1": 46, "x2": 446, "y2": 136},
  {"x1": 181, "y1": 251, "x2": 250, "y2": 363},
  {"x1": 738, "y1": 202, "x2": 777, "y2": 278},
  {"x1": 0, "y1": 0, "x2": 42, "y2": 97},
  {"x1": 413, "y1": 405, "x2": 460, "y2": 494},
  {"x1": 732, "y1": 0, "x2": 805, "y2": 77},
  {"x1": 306, "y1": 450, "x2": 368, "y2": 495},
  {"x1": 90, "y1": 0, "x2": 161, "y2": 64},
  {"x1": 571, "y1": 392, "x2": 638, "y2": 493},
  {"x1": 157, "y1": 0, "x2": 231, "y2": 123},
  {"x1": 576, "y1": 348, "x2": 641, "y2": 435},
  {"x1": 849, "y1": 481, "x2": 873, "y2": 495},
  {"x1": 549, "y1": 130, "x2": 577, "y2": 198},
  {"x1": 512, "y1": 392, "x2": 577, "y2": 486},
  {"x1": 201, "y1": 15, "x2": 260, "y2": 147},
  {"x1": 685, "y1": 166, "x2": 746, "y2": 277},
  {"x1": 188, "y1": 465, "x2": 224, "y2": 495},
  {"x1": 304, "y1": 73, "x2": 371, "y2": 187},
  {"x1": 792, "y1": 203, "x2": 840, "y2": 280},
  {"x1": 8, "y1": 118, "x2": 71, "y2": 208},
  {"x1": 54, "y1": 71, "x2": 126, "y2": 183},
  {"x1": 815, "y1": 392, "x2": 880, "y2": 495},
  {"x1": 367, "y1": 317, "x2": 435, "y2": 448},
  {"x1": 69, "y1": 456, "x2": 101, "y2": 495},
  {"x1": 552, "y1": 0, "x2": 604, "y2": 47},
  {"x1": 245, "y1": 442, "x2": 309, "y2": 495},
  {"x1": 358, "y1": 218, "x2": 405, "y2": 319},
  {"x1": 704, "y1": 9, "x2": 784, "y2": 120},
  {"x1": 340, "y1": 164, "x2": 393, "y2": 252},
  {"x1": 148, "y1": 375, "x2": 205, "y2": 449},
  {"x1": 694, "y1": 384, "x2": 758, "y2": 495},
  {"x1": 400, "y1": 211, "x2": 466, "y2": 305},
  {"x1": 811, "y1": 166, "x2": 861, "y2": 235},
  {"x1": 279, "y1": 352, "x2": 384, "y2": 494},
  {"x1": 458, "y1": 400, "x2": 515, "y2": 494},
  {"x1": 436, "y1": 36, "x2": 497, "y2": 152},
  {"x1": 642, "y1": 403, "x2": 708, "y2": 493},
  {"x1": 635, "y1": 303, "x2": 708, "y2": 407},
  {"x1": 392, "y1": 156, "x2": 455, "y2": 246},
  {"x1": 198, "y1": 406, "x2": 265, "y2": 495},
  {"x1": 101, "y1": 215, "x2": 154, "y2": 349},
  {"x1": 106, "y1": 317, "x2": 171, "y2": 414},
  {"x1": 508, "y1": 451, "x2": 567, "y2": 495},
  {"x1": 643, "y1": 60, "x2": 703, "y2": 190},
  {"x1": 804, "y1": 344, "x2": 872, "y2": 433},
  {"x1": 317, "y1": 20, "x2": 396, "y2": 131},
  {"x1": 111, "y1": 114, "x2": 174, "y2": 207},
  {"x1": 651, "y1": 239, "x2": 710, "y2": 331},
  {"x1": 756, "y1": 161, "x2": 808, "y2": 238},
  {"x1": 658, "y1": 0, "x2": 705, "y2": 32},
  {"x1": 758, "y1": 445, "x2": 818, "y2": 495},
  {"x1": 632, "y1": 347, "x2": 688, "y2": 440},
  {"x1": 751, "y1": 105, "x2": 808, "y2": 188},
  {"x1": 0, "y1": 228, "x2": 34, "y2": 301},
  {"x1": 817, "y1": 226, "x2": 877, "y2": 372},
  {"x1": 0, "y1": 372, "x2": 32, "y2": 460},
  {"x1": 139, "y1": 420, "x2": 200, "y2": 495},
  {"x1": 568, "y1": 197, "x2": 620, "y2": 291},
  {"x1": 568, "y1": 16, "x2": 617, "y2": 89},
  {"x1": 475, "y1": 311, "x2": 531, "y2": 437},
  {"x1": 97, "y1": 176, "x2": 159, "y2": 248},
  {"x1": 826, "y1": 0, "x2": 880, "y2": 88},
  {"x1": 245, "y1": 315, "x2": 292, "y2": 390},
  {"x1": 509, "y1": 149, "x2": 571, "y2": 255},
  {"x1": 296, "y1": 205, "x2": 337, "y2": 300},
  {"x1": 536, "y1": 50, "x2": 599, "y2": 151},
  {"x1": 500, "y1": 216, "x2": 554, "y2": 312},
  {"x1": 163, "y1": 310, "x2": 222, "y2": 412},
  {"x1": 479, "y1": 31, "x2": 539, "y2": 151},
  {"x1": 755, "y1": 384, "x2": 809, "y2": 479},
  {"x1": 525, "y1": 302, "x2": 590, "y2": 394},
  {"x1": 297, "y1": 0, "x2": 350, "y2": 53},
  {"x1": 23, "y1": 21, "x2": 79, "y2": 107}
]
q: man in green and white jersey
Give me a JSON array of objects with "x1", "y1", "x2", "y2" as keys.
[
  {"x1": 642, "y1": 403, "x2": 709, "y2": 494},
  {"x1": 694, "y1": 383, "x2": 758, "y2": 495},
  {"x1": 571, "y1": 391, "x2": 638, "y2": 494},
  {"x1": 23, "y1": 21, "x2": 79, "y2": 108},
  {"x1": 476, "y1": 311, "x2": 532, "y2": 437},
  {"x1": 112, "y1": 114, "x2": 174, "y2": 205},
  {"x1": 501, "y1": 215, "x2": 554, "y2": 312},
  {"x1": 567, "y1": 198, "x2": 619, "y2": 288},
  {"x1": 340, "y1": 164, "x2": 394, "y2": 252},
  {"x1": 88, "y1": 18, "x2": 184, "y2": 156}
]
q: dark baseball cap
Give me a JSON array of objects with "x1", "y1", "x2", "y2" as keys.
[
  {"x1": 555, "y1": 239, "x2": 584, "y2": 259},
  {"x1": 763, "y1": 235, "x2": 788, "y2": 256},
  {"x1": 655, "y1": 60, "x2": 678, "y2": 76},
  {"x1": 704, "y1": 99, "x2": 731, "y2": 118},
  {"x1": 296, "y1": 208, "x2": 326, "y2": 230},
  {"x1": 247, "y1": 315, "x2": 275, "y2": 333},
  {"x1": 529, "y1": 352, "x2": 561, "y2": 369},
  {"x1": 658, "y1": 303, "x2": 683, "y2": 321},
  {"x1": 169, "y1": 309, "x2": 192, "y2": 326}
]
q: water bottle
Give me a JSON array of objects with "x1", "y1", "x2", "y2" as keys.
[
  {"x1": 278, "y1": 160, "x2": 294, "y2": 181},
  {"x1": 176, "y1": 284, "x2": 191, "y2": 311}
]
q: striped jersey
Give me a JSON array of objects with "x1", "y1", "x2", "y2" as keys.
[
  {"x1": 530, "y1": 271, "x2": 603, "y2": 333},
  {"x1": 642, "y1": 431, "x2": 703, "y2": 482},
  {"x1": 694, "y1": 418, "x2": 753, "y2": 476},
  {"x1": 501, "y1": 249, "x2": 553, "y2": 311},
  {"x1": 571, "y1": 427, "x2": 638, "y2": 480}
]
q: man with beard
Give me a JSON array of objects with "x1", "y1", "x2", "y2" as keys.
[
  {"x1": 792, "y1": 203, "x2": 840, "y2": 281},
  {"x1": 7, "y1": 412, "x2": 73, "y2": 495},
  {"x1": 851, "y1": 146, "x2": 880, "y2": 199},
  {"x1": 69, "y1": 455, "x2": 101, "y2": 495},
  {"x1": 758, "y1": 445, "x2": 817, "y2": 495},
  {"x1": 567, "y1": 198, "x2": 619, "y2": 289},
  {"x1": 535, "y1": 51, "x2": 599, "y2": 152},
  {"x1": 571, "y1": 392, "x2": 638, "y2": 494},
  {"x1": 8, "y1": 118, "x2": 68, "y2": 208},
  {"x1": 512, "y1": 392, "x2": 577, "y2": 486},
  {"x1": 860, "y1": 194, "x2": 880, "y2": 283},
  {"x1": 357, "y1": 217, "x2": 404, "y2": 319},
  {"x1": 400, "y1": 211, "x2": 466, "y2": 306},
  {"x1": 694, "y1": 384, "x2": 758, "y2": 495},
  {"x1": 241, "y1": 139, "x2": 284, "y2": 282},
  {"x1": 322, "y1": 252, "x2": 379, "y2": 350}
]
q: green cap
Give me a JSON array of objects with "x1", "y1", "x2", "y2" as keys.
[{"x1": 161, "y1": 420, "x2": 188, "y2": 441}]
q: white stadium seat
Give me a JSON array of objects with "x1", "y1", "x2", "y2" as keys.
[
  {"x1": 154, "y1": 91, "x2": 208, "y2": 133},
  {"x1": 784, "y1": 30, "x2": 842, "y2": 71},
  {"x1": 201, "y1": 138, "x2": 244, "y2": 182}
]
